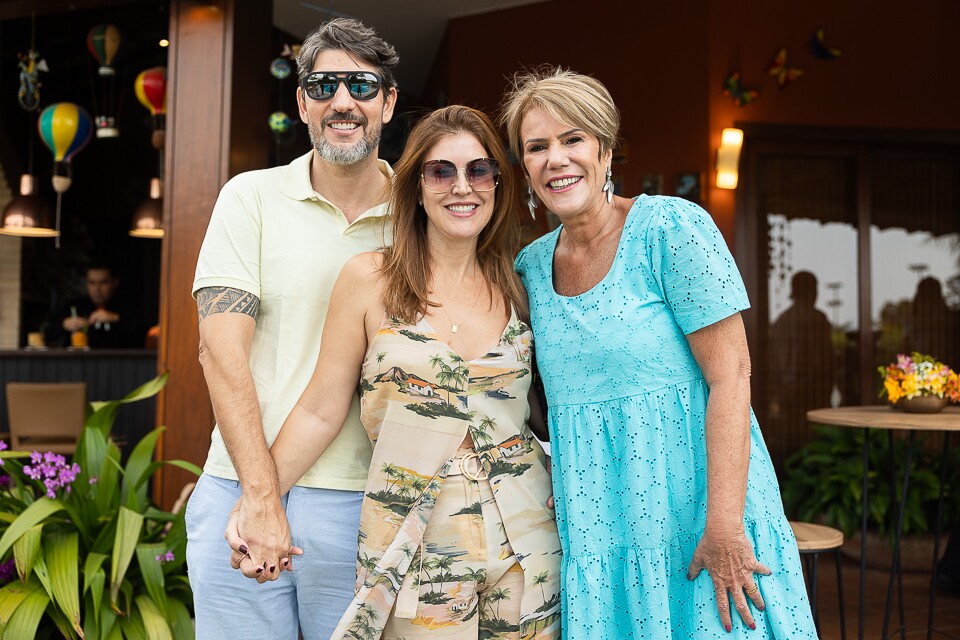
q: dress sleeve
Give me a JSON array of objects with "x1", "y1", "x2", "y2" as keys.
[
  {"x1": 514, "y1": 244, "x2": 532, "y2": 280},
  {"x1": 646, "y1": 197, "x2": 750, "y2": 335},
  {"x1": 192, "y1": 173, "x2": 264, "y2": 299}
]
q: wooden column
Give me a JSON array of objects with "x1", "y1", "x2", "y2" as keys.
[{"x1": 155, "y1": 0, "x2": 271, "y2": 508}]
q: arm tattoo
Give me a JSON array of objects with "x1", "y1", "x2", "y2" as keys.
[{"x1": 197, "y1": 286, "x2": 260, "y2": 321}]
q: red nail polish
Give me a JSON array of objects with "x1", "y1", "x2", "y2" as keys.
[
  {"x1": 255, "y1": 567, "x2": 263, "y2": 574},
  {"x1": 282, "y1": 559, "x2": 289, "y2": 567},
  {"x1": 239, "y1": 545, "x2": 248, "y2": 555},
  {"x1": 749, "y1": 623, "x2": 756, "y2": 630},
  {"x1": 725, "y1": 625, "x2": 732, "y2": 633},
  {"x1": 759, "y1": 606, "x2": 765, "y2": 612}
]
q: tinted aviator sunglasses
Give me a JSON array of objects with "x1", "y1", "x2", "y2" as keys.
[
  {"x1": 300, "y1": 71, "x2": 386, "y2": 101},
  {"x1": 421, "y1": 158, "x2": 500, "y2": 193}
]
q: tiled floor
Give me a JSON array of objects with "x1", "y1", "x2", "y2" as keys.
[{"x1": 806, "y1": 556, "x2": 960, "y2": 639}]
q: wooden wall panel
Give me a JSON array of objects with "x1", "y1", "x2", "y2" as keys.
[{"x1": 155, "y1": 0, "x2": 271, "y2": 508}]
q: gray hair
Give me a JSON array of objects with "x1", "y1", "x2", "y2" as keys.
[{"x1": 296, "y1": 18, "x2": 399, "y2": 89}]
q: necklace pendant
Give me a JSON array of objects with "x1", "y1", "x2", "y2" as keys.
[{"x1": 451, "y1": 323, "x2": 460, "y2": 334}]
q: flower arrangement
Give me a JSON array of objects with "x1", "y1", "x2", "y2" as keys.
[
  {"x1": 0, "y1": 374, "x2": 201, "y2": 639},
  {"x1": 878, "y1": 352, "x2": 960, "y2": 404}
]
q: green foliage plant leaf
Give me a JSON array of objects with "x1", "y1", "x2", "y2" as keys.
[
  {"x1": 109, "y1": 507, "x2": 144, "y2": 611},
  {"x1": 134, "y1": 543, "x2": 168, "y2": 616},
  {"x1": 0, "y1": 374, "x2": 198, "y2": 637},
  {"x1": 784, "y1": 425, "x2": 960, "y2": 540},
  {"x1": 164, "y1": 598, "x2": 194, "y2": 640},
  {"x1": 118, "y1": 602, "x2": 147, "y2": 640},
  {"x1": 93, "y1": 446, "x2": 123, "y2": 519},
  {"x1": 134, "y1": 595, "x2": 173, "y2": 640},
  {"x1": 44, "y1": 531, "x2": 82, "y2": 636},
  {"x1": 133, "y1": 460, "x2": 203, "y2": 493},
  {"x1": 121, "y1": 428, "x2": 164, "y2": 511},
  {"x1": 85, "y1": 567, "x2": 106, "y2": 634},
  {"x1": 0, "y1": 576, "x2": 43, "y2": 629},
  {"x1": 31, "y1": 556, "x2": 54, "y2": 605},
  {"x1": 45, "y1": 604, "x2": 81, "y2": 640},
  {"x1": 86, "y1": 373, "x2": 168, "y2": 438},
  {"x1": 82, "y1": 552, "x2": 108, "y2": 596},
  {"x1": 12, "y1": 524, "x2": 42, "y2": 583},
  {"x1": 0, "y1": 498, "x2": 65, "y2": 559},
  {"x1": 1, "y1": 577, "x2": 50, "y2": 640}
]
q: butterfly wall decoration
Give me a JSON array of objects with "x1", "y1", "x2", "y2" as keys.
[
  {"x1": 767, "y1": 48, "x2": 804, "y2": 88},
  {"x1": 723, "y1": 71, "x2": 759, "y2": 107}
]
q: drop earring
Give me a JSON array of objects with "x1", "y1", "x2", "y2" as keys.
[
  {"x1": 526, "y1": 185, "x2": 537, "y2": 220},
  {"x1": 602, "y1": 167, "x2": 614, "y2": 204}
]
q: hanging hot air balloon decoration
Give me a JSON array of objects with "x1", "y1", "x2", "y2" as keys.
[
  {"x1": 86, "y1": 24, "x2": 123, "y2": 138},
  {"x1": 135, "y1": 66, "x2": 166, "y2": 150},
  {"x1": 132, "y1": 67, "x2": 168, "y2": 238},
  {"x1": 87, "y1": 24, "x2": 121, "y2": 75},
  {"x1": 38, "y1": 103, "x2": 92, "y2": 247}
]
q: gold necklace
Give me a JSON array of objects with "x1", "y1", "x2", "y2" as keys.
[
  {"x1": 439, "y1": 303, "x2": 462, "y2": 334},
  {"x1": 434, "y1": 286, "x2": 483, "y2": 335}
]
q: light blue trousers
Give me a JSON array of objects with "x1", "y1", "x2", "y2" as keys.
[{"x1": 185, "y1": 473, "x2": 363, "y2": 640}]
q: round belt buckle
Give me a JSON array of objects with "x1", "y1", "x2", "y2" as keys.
[{"x1": 459, "y1": 452, "x2": 490, "y2": 481}]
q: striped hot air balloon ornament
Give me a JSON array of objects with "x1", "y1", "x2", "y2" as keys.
[
  {"x1": 87, "y1": 24, "x2": 123, "y2": 138},
  {"x1": 135, "y1": 66, "x2": 166, "y2": 150},
  {"x1": 37, "y1": 103, "x2": 93, "y2": 247}
]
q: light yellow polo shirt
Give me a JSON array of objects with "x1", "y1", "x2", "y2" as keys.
[{"x1": 193, "y1": 150, "x2": 392, "y2": 490}]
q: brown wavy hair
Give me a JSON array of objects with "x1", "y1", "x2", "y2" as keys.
[{"x1": 379, "y1": 105, "x2": 527, "y2": 324}]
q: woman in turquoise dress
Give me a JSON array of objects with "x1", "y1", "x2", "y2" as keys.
[{"x1": 501, "y1": 68, "x2": 817, "y2": 638}]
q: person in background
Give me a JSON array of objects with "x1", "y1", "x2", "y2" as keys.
[
  {"x1": 47, "y1": 263, "x2": 143, "y2": 348},
  {"x1": 187, "y1": 18, "x2": 398, "y2": 640},
  {"x1": 768, "y1": 271, "x2": 836, "y2": 445},
  {"x1": 503, "y1": 67, "x2": 817, "y2": 638},
  {"x1": 907, "y1": 276, "x2": 958, "y2": 367}
]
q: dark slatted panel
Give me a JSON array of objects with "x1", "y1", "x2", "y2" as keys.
[{"x1": 0, "y1": 351, "x2": 158, "y2": 455}]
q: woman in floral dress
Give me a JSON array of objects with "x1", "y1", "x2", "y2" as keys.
[{"x1": 229, "y1": 105, "x2": 560, "y2": 640}]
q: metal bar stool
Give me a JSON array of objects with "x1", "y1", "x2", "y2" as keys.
[{"x1": 791, "y1": 521, "x2": 847, "y2": 640}]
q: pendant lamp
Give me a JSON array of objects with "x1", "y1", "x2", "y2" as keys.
[
  {"x1": 0, "y1": 174, "x2": 58, "y2": 237},
  {"x1": 129, "y1": 176, "x2": 164, "y2": 238}
]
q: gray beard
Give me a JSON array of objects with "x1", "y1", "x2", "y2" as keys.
[{"x1": 310, "y1": 121, "x2": 382, "y2": 165}]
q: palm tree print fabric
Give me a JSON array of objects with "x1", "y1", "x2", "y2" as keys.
[{"x1": 330, "y1": 310, "x2": 561, "y2": 640}]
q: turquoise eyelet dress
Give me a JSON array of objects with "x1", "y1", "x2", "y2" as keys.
[{"x1": 515, "y1": 195, "x2": 817, "y2": 639}]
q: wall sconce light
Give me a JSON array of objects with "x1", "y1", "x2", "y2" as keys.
[
  {"x1": 129, "y1": 177, "x2": 164, "y2": 238},
  {"x1": 715, "y1": 128, "x2": 744, "y2": 190},
  {"x1": 0, "y1": 174, "x2": 58, "y2": 237}
]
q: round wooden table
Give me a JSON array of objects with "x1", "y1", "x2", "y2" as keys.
[{"x1": 807, "y1": 406, "x2": 960, "y2": 640}]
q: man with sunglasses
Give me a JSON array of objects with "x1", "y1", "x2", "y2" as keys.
[{"x1": 189, "y1": 18, "x2": 398, "y2": 640}]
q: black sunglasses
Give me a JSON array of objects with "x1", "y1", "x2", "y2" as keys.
[
  {"x1": 300, "y1": 71, "x2": 385, "y2": 101},
  {"x1": 421, "y1": 158, "x2": 500, "y2": 193}
]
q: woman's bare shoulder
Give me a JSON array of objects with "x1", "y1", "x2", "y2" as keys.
[{"x1": 339, "y1": 251, "x2": 386, "y2": 285}]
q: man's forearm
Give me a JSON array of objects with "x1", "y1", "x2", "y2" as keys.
[
  {"x1": 201, "y1": 347, "x2": 279, "y2": 499},
  {"x1": 197, "y1": 286, "x2": 279, "y2": 501}
]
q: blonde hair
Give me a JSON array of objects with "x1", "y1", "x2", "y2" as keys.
[
  {"x1": 379, "y1": 105, "x2": 528, "y2": 324},
  {"x1": 500, "y1": 66, "x2": 620, "y2": 162}
]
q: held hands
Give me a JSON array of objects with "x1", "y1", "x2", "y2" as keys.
[
  {"x1": 225, "y1": 495, "x2": 303, "y2": 583},
  {"x1": 687, "y1": 525, "x2": 771, "y2": 633}
]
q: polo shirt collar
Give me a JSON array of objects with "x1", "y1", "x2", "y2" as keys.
[{"x1": 280, "y1": 150, "x2": 393, "y2": 219}]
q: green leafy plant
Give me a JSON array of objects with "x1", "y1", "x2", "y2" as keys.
[
  {"x1": 782, "y1": 425, "x2": 960, "y2": 539},
  {"x1": 0, "y1": 374, "x2": 202, "y2": 639}
]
